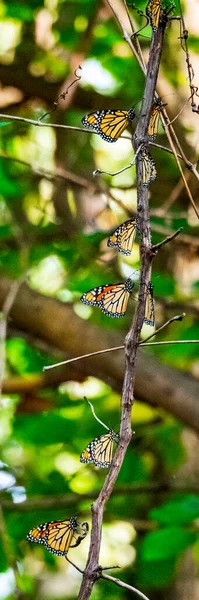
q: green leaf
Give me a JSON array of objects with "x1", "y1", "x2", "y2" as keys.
[
  {"x1": 136, "y1": 558, "x2": 175, "y2": 589},
  {"x1": 150, "y1": 495, "x2": 199, "y2": 525},
  {"x1": 6, "y1": 338, "x2": 47, "y2": 374},
  {"x1": 14, "y1": 411, "x2": 77, "y2": 446},
  {"x1": 141, "y1": 527, "x2": 197, "y2": 561}
]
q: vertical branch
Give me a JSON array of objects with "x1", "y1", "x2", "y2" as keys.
[{"x1": 77, "y1": 13, "x2": 167, "y2": 600}]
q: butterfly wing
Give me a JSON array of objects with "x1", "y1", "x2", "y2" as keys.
[
  {"x1": 80, "y1": 286, "x2": 103, "y2": 307},
  {"x1": 27, "y1": 523, "x2": 48, "y2": 545},
  {"x1": 141, "y1": 149, "x2": 157, "y2": 187},
  {"x1": 99, "y1": 280, "x2": 133, "y2": 318},
  {"x1": 144, "y1": 283, "x2": 155, "y2": 326},
  {"x1": 97, "y1": 109, "x2": 135, "y2": 142},
  {"x1": 81, "y1": 279, "x2": 133, "y2": 317},
  {"x1": 148, "y1": 102, "x2": 161, "y2": 137},
  {"x1": 92, "y1": 431, "x2": 119, "y2": 468},
  {"x1": 81, "y1": 111, "x2": 100, "y2": 130},
  {"x1": 82, "y1": 109, "x2": 135, "y2": 142},
  {"x1": 80, "y1": 444, "x2": 93, "y2": 464},
  {"x1": 107, "y1": 219, "x2": 137, "y2": 255},
  {"x1": 146, "y1": 0, "x2": 161, "y2": 30}
]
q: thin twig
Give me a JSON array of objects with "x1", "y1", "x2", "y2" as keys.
[
  {"x1": 93, "y1": 145, "x2": 142, "y2": 177},
  {"x1": 178, "y1": 1, "x2": 199, "y2": 113},
  {"x1": 152, "y1": 227, "x2": 183, "y2": 251},
  {"x1": 39, "y1": 66, "x2": 82, "y2": 121},
  {"x1": 43, "y1": 345, "x2": 124, "y2": 371},
  {"x1": 139, "y1": 313, "x2": 186, "y2": 345},
  {"x1": 65, "y1": 556, "x2": 83, "y2": 574},
  {"x1": 162, "y1": 110, "x2": 199, "y2": 219},
  {"x1": 100, "y1": 572, "x2": 150, "y2": 600},
  {"x1": 141, "y1": 339, "x2": 199, "y2": 346}
]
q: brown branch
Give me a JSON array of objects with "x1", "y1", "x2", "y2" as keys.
[
  {"x1": 139, "y1": 313, "x2": 186, "y2": 345},
  {"x1": 177, "y1": 2, "x2": 199, "y2": 114},
  {"x1": 152, "y1": 227, "x2": 183, "y2": 251},
  {"x1": 39, "y1": 66, "x2": 82, "y2": 121},
  {"x1": 2, "y1": 483, "x2": 199, "y2": 512},
  {"x1": 103, "y1": 1, "x2": 199, "y2": 200},
  {"x1": 1, "y1": 275, "x2": 199, "y2": 430},
  {"x1": 77, "y1": 12, "x2": 167, "y2": 600},
  {"x1": 141, "y1": 339, "x2": 199, "y2": 346},
  {"x1": 100, "y1": 572, "x2": 150, "y2": 600},
  {"x1": 44, "y1": 314, "x2": 186, "y2": 371}
]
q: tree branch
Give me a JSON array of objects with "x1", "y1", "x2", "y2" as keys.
[
  {"x1": 152, "y1": 227, "x2": 183, "y2": 251},
  {"x1": 1, "y1": 275, "x2": 199, "y2": 430},
  {"x1": 100, "y1": 572, "x2": 150, "y2": 600},
  {"x1": 77, "y1": 11, "x2": 167, "y2": 600},
  {"x1": 3, "y1": 482, "x2": 199, "y2": 512}
]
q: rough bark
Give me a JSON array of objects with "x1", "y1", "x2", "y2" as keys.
[{"x1": 1, "y1": 274, "x2": 199, "y2": 431}]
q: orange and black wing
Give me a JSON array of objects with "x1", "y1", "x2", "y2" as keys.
[
  {"x1": 80, "y1": 284, "x2": 107, "y2": 307},
  {"x1": 81, "y1": 279, "x2": 133, "y2": 318},
  {"x1": 82, "y1": 110, "x2": 101, "y2": 130},
  {"x1": 27, "y1": 523, "x2": 48, "y2": 546},
  {"x1": 27, "y1": 517, "x2": 79, "y2": 556},
  {"x1": 144, "y1": 282, "x2": 155, "y2": 326},
  {"x1": 146, "y1": 0, "x2": 161, "y2": 30},
  {"x1": 141, "y1": 148, "x2": 157, "y2": 187},
  {"x1": 44, "y1": 519, "x2": 75, "y2": 556},
  {"x1": 82, "y1": 108, "x2": 135, "y2": 142},
  {"x1": 81, "y1": 431, "x2": 119, "y2": 468},
  {"x1": 99, "y1": 279, "x2": 133, "y2": 318},
  {"x1": 97, "y1": 109, "x2": 135, "y2": 142},
  {"x1": 107, "y1": 219, "x2": 137, "y2": 255}
]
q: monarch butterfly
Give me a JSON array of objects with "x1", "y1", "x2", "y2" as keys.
[
  {"x1": 148, "y1": 99, "x2": 167, "y2": 138},
  {"x1": 80, "y1": 278, "x2": 134, "y2": 318},
  {"x1": 81, "y1": 108, "x2": 135, "y2": 143},
  {"x1": 141, "y1": 148, "x2": 157, "y2": 187},
  {"x1": 81, "y1": 430, "x2": 119, "y2": 468},
  {"x1": 146, "y1": 0, "x2": 161, "y2": 30},
  {"x1": 80, "y1": 398, "x2": 119, "y2": 468},
  {"x1": 27, "y1": 516, "x2": 89, "y2": 556},
  {"x1": 144, "y1": 282, "x2": 155, "y2": 326},
  {"x1": 107, "y1": 219, "x2": 137, "y2": 256}
]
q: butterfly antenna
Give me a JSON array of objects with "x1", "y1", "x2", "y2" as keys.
[{"x1": 84, "y1": 397, "x2": 109, "y2": 432}]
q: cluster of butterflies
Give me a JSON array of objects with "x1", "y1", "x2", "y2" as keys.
[
  {"x1": 27, "y1": 400, "x2": 119, "y2": 556},
  {"x1": 80, "y1": 217, "x2": 155, "y2": 326},
  {"x1": 81, "y1": 98, "x2": 165, "y2": 187},
  {"x1": 80, "y1": 9, "x2": 164, "y2": 324},
  {"x1": 27, "y1": 0, "x2": 161, "y2": 561}
]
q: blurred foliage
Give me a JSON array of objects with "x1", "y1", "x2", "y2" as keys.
[{"x1": 0, "y1": 0, "x2": 199, "y2": 599}]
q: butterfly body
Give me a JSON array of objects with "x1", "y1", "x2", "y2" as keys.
[
  {"x1": 144, "y1": 282, "x2": 155, "y2": 327},
  {"x1": 146, "y1": 0, "x2": 161, "y2": 30},
  {"x1": 107, "y1": 219, "x2": 137, "y2": 255},
  {"x1": 82, "y1": 108, "x2": 135, "y2": 142},
  {"x1": 27, "y1": 516, "x2": 88, "y2": 556},
  {"x1": 80, "y1": 278, "x2": 134, "y2": 318},
  {"x1": 80, "y1": 430, "x2": 119, "y2": 468}
]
